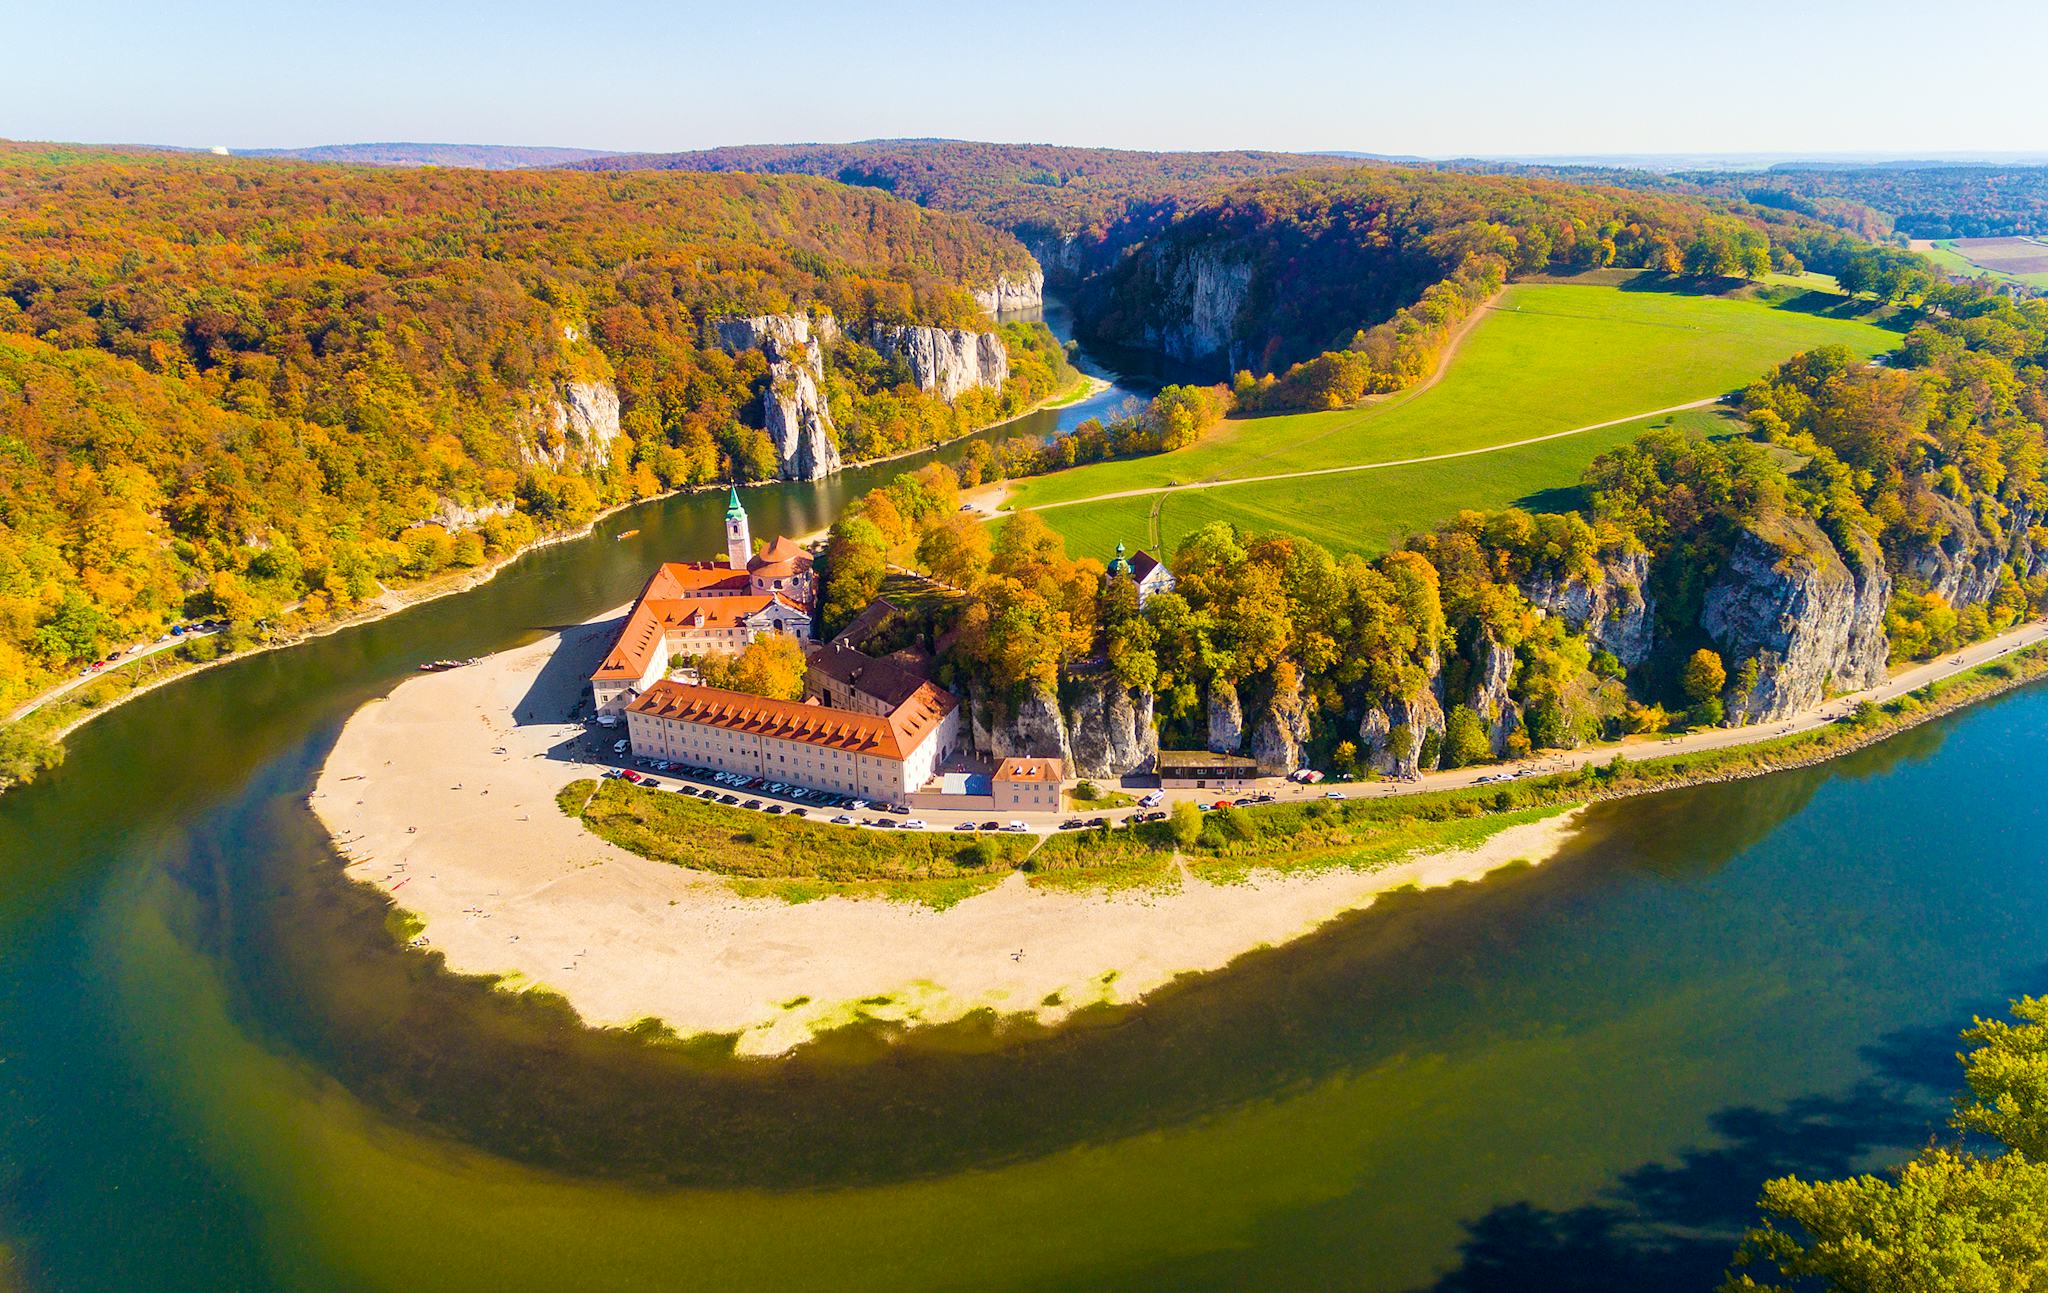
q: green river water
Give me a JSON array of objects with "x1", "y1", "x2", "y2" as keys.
[{"x1": 3, "y1": 319, "x2": 2046, "y2": 1290}]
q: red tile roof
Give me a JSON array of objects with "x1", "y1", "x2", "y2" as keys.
[
  {"x1": 627, "y1": 679, "x2": 955, "y2": 761},
  {"x1": 994, "y1": 757, "x2": 1063, "y2": 783}
]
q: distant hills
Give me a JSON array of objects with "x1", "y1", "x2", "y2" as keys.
[{"x1": 231, "y1": 142, "x2": 613, "y2": 169}]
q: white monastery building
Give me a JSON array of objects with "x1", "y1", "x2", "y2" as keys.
[{"x1": 590, "y1": 490, "x2": 816, "y2": 713}]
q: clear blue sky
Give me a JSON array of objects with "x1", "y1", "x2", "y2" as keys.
[{"x1": 10, "y1": 0, "x2": 2047, "y2": 158}]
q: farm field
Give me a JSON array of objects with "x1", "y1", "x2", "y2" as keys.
[
  {"x1": 1007, "y1": 277, "x2": 1899, "y2": 514},
  {"x1": 1913, "y1": 237, "x2": 2048, "y2": 289},
  {"x1": 1048, "y1": 407, "x2": 1744, "y2": 561}
]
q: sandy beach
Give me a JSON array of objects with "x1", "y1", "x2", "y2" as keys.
[{"x1": 311, "y1": 618, "x2": 1584, "y2": 1056}]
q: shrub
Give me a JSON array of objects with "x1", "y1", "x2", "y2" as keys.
[
  {"x1": 1072, "y1": 780, "x2": 1100, "y2": 801},
  {"x1": 1169, "y1": 800, "x2": 1202, "y2": 848},
  {"x1": 1443, "y1": 706, "x2": 1492, "y2": 769}
]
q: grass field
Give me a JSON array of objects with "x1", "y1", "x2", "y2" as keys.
[
  {"x1": 1021, "y1": 277, "x2": 1899, "y2": 558},
  {"x1": 1048, "y1": 407, "x2": 1744, "y2": 560}
]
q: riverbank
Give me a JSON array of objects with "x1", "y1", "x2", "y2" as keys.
[
  {"x1": 0, "y1": 369, "x2": 1105, "y2": 794},
  {"x1": 311, "y1": 601, "x2": 2048, "y2": 1056},
  {"x1": 311, "y1": 618, "x2": 1586, "y2": 1056}
]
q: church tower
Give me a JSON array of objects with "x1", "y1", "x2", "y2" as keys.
[{"x1": 725, "y1": 486, "x2": 752, "y2": 571}]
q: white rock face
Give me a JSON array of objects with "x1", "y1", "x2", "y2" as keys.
[
  {"x1": 972, "y1": 269, "x2": 1045, "y2": 316},
  {"x1": 1206, "y1": 678, "x2": 1243, "y2": 753},
  {"x1": 420, "y1": 498, "x2": 514, "y2": 532},
  {"x1": 711, "y1": 312, "x2": 843, "y2": 481},
  {"x1": 1359, "y1": 684, "x2": 1447, "y2": 779},
  {"x1": 1703, "y1": 513, "x2": 1892, "y2": 724},
  {"x1": 761, "y1": 360, "x2": 842, "y2": 480},
  {"x1": 1467, "y1": 630, "x2": 1523, "y2": 756},
  {"x1": 1520, "y1": 549, "x2": 1657, "y2": 667},
  {"x1": 1141, "y1": 250, "x2": 1254, "y2": 368},
  {"x1": 713, "y1": 314, "x2": 828, "y2": 383},
  {"x1": 869, "y1": 324, "x2": 1009, "y2": 402},
  {"x1": 521, "y1": 378, "x2": 621, "y2": 471}
]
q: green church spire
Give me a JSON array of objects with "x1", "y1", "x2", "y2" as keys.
[{"x1": 726, "y1": 485, "x2": 744, "y2": 518}]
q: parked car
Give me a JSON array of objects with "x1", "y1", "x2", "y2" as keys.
[
  {"x1": 831, "y1": 814, "x2": 855, "y2": 825},
  {"x1": 718, "y1": 794, "x2": 739, "y2": 805},
  {"x1": 620, "y1": 770, "x2": 642, "y2": 783},
  {"x1": 1323, "y1": 790, "x2": 1346, "y2": 800},
  {"x1": 1003, "y1": 821, "x2": 1028, "y2": 833},
  {"x1": 639, "y1": 778, "x2": 661, "y2": 789},
  {"x1": 979, "y1": 820, "x2": 1001, "y2": 832},
  {"x1": 676, "y1": 785, "x2": 698, "y2": 796},
  {"x1": 1060, "y1": 818, "x2": 1085, "y2": 830},
  {"x1": 766, "y1": 805, "x2": 785, "y2": 815},
  {"x1": 742, "y1": 799, "x2": 763, "y2": 811},
  {"x1": 1085, "y1": 817, "x2": 1108, "y2": 828},
  {"x1": 952, "y1": 822, "x2": 977, "y2": 832},
  {"x1": 612, "y1": 739, "x2": 629, "y2": 755},
  {"x1": 847, "y1": 800, "x2": 869, "y2": 812},
  {"x1": 872, "y1": 818, "x2": 897, "y2": 829},
  {"x1": 789, "y1": 808, "x2": 807, "y2": 818},
  {"x1": 1138, "y1": 792, "x2": 1164, "y2": 809},
  {"x1": 900, "y1": 819, "x2": 928, "y2": 830}
]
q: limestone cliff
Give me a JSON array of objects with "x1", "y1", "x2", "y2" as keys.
[
  {"x1": 520, "y1": 379, "x2": 621, "y2": 471},
  {"x1": 1206, "y1": 679, "x2": 1244, "y2": 753},
  {"x1": 966, "y1": 676, "x2": 1159, "y2": 779},
  {"x1": 1133, "y1": 250, "x2": 1254, "y2": 370},
  {"x1": 1467, "y1": 630, "x2": 1523, "y2": 756},
  {"x1": 869, "y1": 324, "x2": 1010, "y2": 402},
  {"x1": 1246, "y1": 671, "x2": 1311, "y2": 776},
  {"x1": 1893, "y1": 492, "x2": 2012, "y2": 610},
  {"x1": 1359, "y1": 657, "x2": 1447, "y2": 779},
  {"x1": 973, "y1": 269, "x2": 1045, "y2": 316},
  {"x1": 1520, "y1": 549, "x2": 1656, "y2": 667},
  {"x1": 967, "y1": 685, "x2": 1072, "y2": 767},
  {"x1": 1064, "y1": 675, "x2": 1159, "y2": 779},
  {"x1": 1703, "y1": 512, "x2": 1892, "y2": 724},
  {"x1": 710, "y1": 313, "x2": 843, "y2": 481}
]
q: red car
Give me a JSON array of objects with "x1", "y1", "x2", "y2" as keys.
[{"x1": 620, "y1": 770, "x2": 643, "y2": 783}]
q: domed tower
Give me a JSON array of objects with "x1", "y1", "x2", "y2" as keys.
[
  {"x1": 725, "y1": 486, "x2": 752, "y2": 571},
  {"x1": 1107, "y1": 541, "x2": 1132, "y2": 579}
]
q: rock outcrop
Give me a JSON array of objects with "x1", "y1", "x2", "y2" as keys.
[
  {"x1": 1206, "y1": 679, "x2": 1243, "y2": 753},
  {"x1": 968, "y1": 685, "x2": 1073, "y2": 766},
  {"x1": 1133, "y1": 250, "x2": 1255, "y2": 369},
  {"x1": 1521, "y1": 549, "x2": 1656, "y2": 667},
  {"x1": 1246, "y1": 671, "x2": 1310, "y2": 776},
  {"x1": 1064, "y1": 675, "x2": 1159, "y2": 779},
  {"x1": 967, "y1": 677, "x2": 1160, "y2": 779},
  {"x1": 1703, "y1": 512, "x2": 1892, "y2": 724},
  {"x1": 520, "y1": 379, "x2": 621, "y2": 471},
  {"x1": 418, "y1": 498, "x2": 514, "y2": 533},
  {"x1": 1467, "y1": 630, "x2": 1522, "y2": 756},
  {"x1": 710, "y1": 313, "x2": 843, "y2": 481},
  {"x1": 760, "y1": 363, "x2": 842, "y2": 481},
  {"x1": 869, "y1": 324, "x2": 1009, "y2": 402},
  {"x1": 1894, "y1": 493, "x2": 2006, "y2": 610},
  {"x1": 1359, "y1": 685, "x2": 1447, "y2": 779},
  {"x1": 973, "y1": 269, "x2": 1045, "y2": 316}
]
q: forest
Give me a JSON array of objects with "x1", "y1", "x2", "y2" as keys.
[
  {"x1": 0, "y1": 144, "x2": 1056, "y2": 710},
  {"x1": 572, "y1": 140, "x2": 1332, "y2": 248}
]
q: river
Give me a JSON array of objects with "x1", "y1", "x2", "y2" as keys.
[{"x1": 2, "y1": 311, "x2": 2044, "y2": 1291}]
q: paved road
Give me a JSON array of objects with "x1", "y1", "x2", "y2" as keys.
[
  {"x1": 6, "y1": 629, "x2": 220, "y2": 724},
  {"x1": 604, "y1": 615, "x2": 2048, "y2": 837}
]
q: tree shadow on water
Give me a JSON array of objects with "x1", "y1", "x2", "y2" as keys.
[{"x1": 1416, "y1": 1022, "x2": 1962, "y2": 1293}]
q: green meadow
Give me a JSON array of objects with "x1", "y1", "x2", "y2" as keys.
[
  {"x1": 1025, "y1": 276, "x2": 1900, "y2": 558},
  {"x1": 1050, "y1": 407, "x2": 1743, "y2": 560}
]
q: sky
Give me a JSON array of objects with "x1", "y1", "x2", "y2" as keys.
[{"x1": 8, "y1": 0, "x2": 2048, "y2": 159}]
